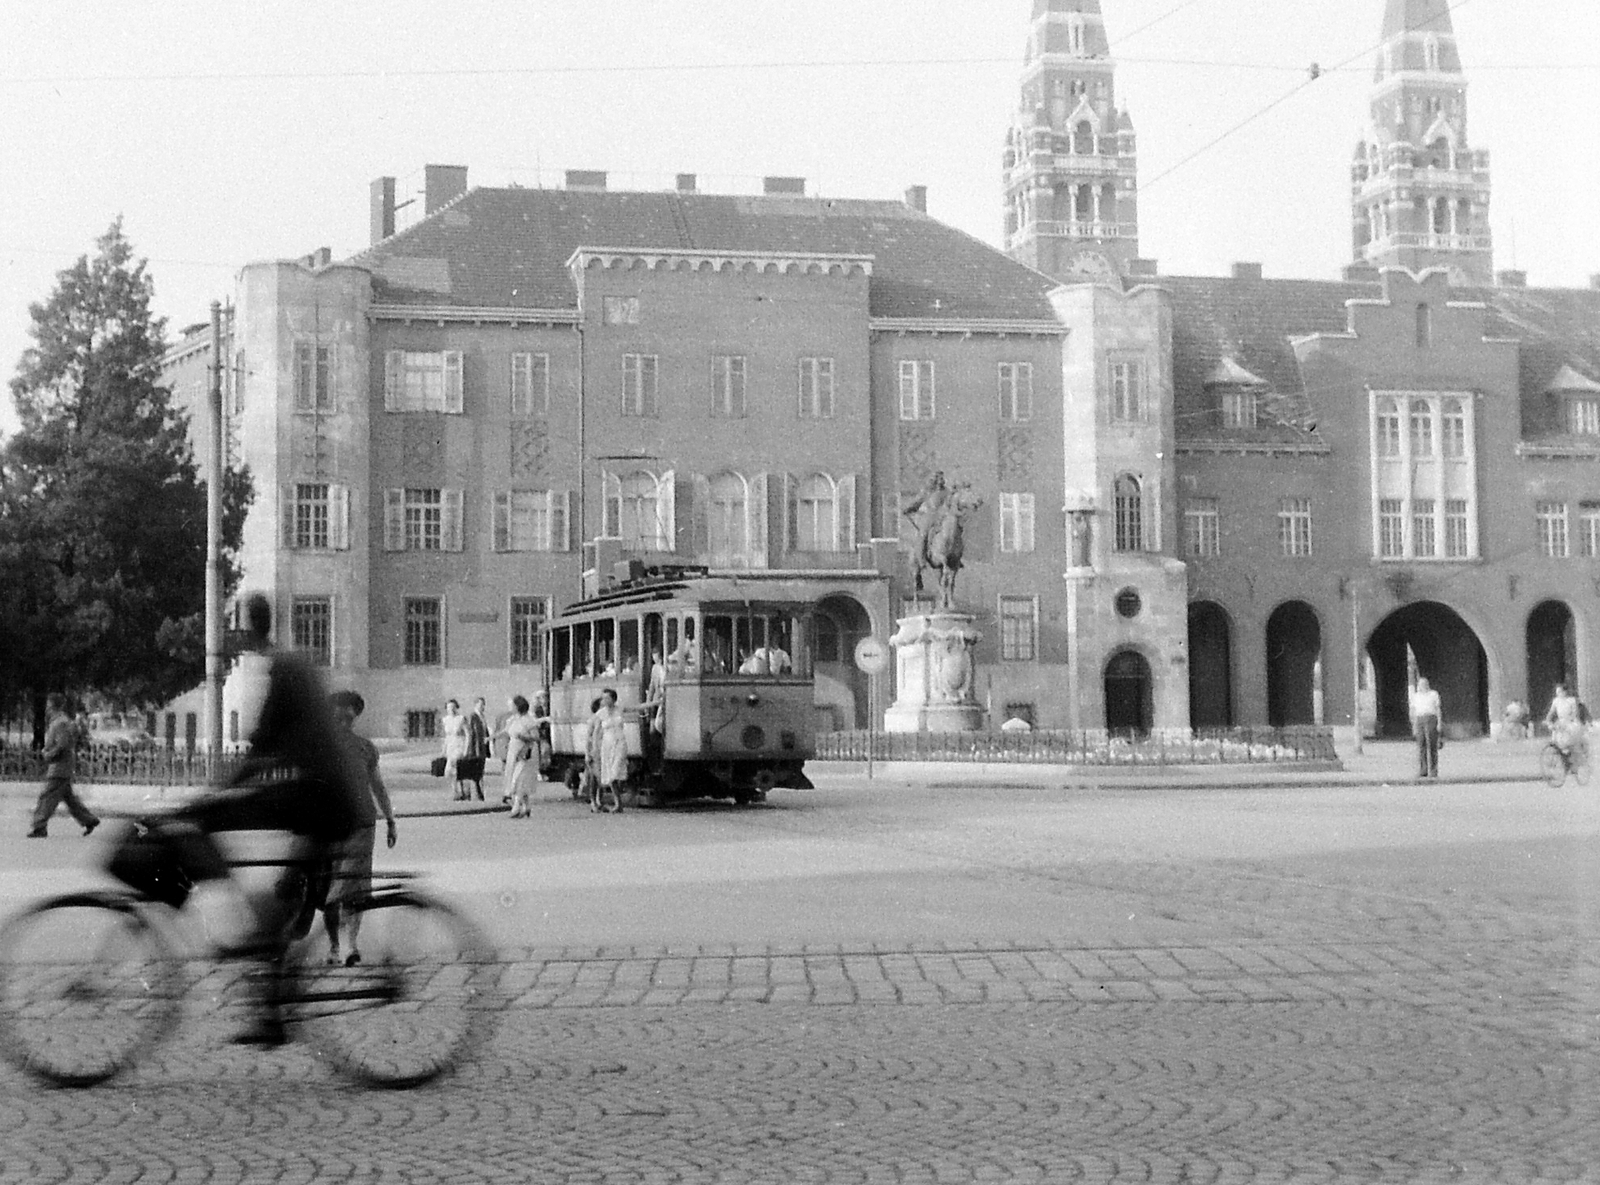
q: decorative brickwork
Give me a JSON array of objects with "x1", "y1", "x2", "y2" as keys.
[{"x1": 510, "y1": 420, "x2": 549, "y2": 482}]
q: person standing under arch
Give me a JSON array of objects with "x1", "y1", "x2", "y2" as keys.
[{"x1": 1410, "y1": 676, "x2": 1443, "y2": 779}]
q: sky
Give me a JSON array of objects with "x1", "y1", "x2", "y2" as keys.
[{"x1": 2, "y1": 0, "x2": 1597, "y2": 438}]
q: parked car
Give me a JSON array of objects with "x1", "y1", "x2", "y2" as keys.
[{"x1": 86, "y1": 713, "x2": 159, "y2": 751}]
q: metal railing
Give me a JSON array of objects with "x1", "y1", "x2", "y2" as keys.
[
  {"x1": 814, "y1": 726, "x2": 1338, "y2": 767},
  {"x1": 0, "y1": 747, "x2": 243, "y2": 787}
]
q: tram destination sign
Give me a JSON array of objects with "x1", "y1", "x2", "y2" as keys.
[{"x1": 853, "y1": 636, "x2": 890, "y2": 675}]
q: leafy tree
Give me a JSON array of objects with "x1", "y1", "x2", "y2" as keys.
[{"x1": 0, "y1": 219, "x2": 252, "y2": 737}]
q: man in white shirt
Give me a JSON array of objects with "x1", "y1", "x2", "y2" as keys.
[
  {"x1": 1545, "y1": 684, "x2": 1584, "y2": 756},
  {"x1": 1409, "y1": 676, "x2": 1442, "y2": 778}
]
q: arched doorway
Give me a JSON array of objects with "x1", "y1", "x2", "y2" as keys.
[
  {"x1": 1187, "y1": 602, "x2": 1234, "y2": 730},
  {"x1": 1105, "y1": 650, "x2": 1153, "y2": 737},
  {"x1": 814, "y1": 594, "x2": 872, "y2": 730},
  {"x1": 1367, "y1": 601, "x2": 1489, "y2": 738},
  {"x1": 1526, "y1": 600, "x2": 1577, "y2": 720},
  {"x1": 1266, "y1": 602, "x2": 1321, "y2": 727}
]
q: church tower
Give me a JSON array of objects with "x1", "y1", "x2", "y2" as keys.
[
  {"x1": 1003, "y1": 0, "x2": 1140, "y2": 281},
  {"x1": 1352, "y1": 0, "x2": 1492, "y2": 285}
]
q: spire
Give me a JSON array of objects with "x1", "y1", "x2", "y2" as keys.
[
  {"x1": 1382, "y1": 0, "x2": 1457, "y2": 40},
  {"x1": 1003, "y1": 0, "x2": 1139, "y2": 280}
]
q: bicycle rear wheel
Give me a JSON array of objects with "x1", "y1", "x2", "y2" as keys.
[
  {"x1": 0, "y1": 893, "x2": 181, "y2": 1086},
  {"x1": 1572, "y1": 749, "x2": 1593, "y2": 787},
  {"x1": 1540, "y1": 744, "x2": 1568, "y2": 788},
  {"x1": 289, "y1": 889, "x2": 494, "y2": 1088}
]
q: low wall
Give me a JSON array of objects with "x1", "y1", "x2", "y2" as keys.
[{"x1": 815, "y1": 726, "x2": 1339, "y2": 767}]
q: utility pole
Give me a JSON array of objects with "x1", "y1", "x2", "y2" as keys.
[
  {"x1": 204, "y1": 301, "x2": 225, "y2": 766},
  {"x1": 1351, "y1": 585, "x2": 1363, "y2": 756}
]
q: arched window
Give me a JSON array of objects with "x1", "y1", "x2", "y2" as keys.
[
  {"x1": 1074, "y1": 185, "x2": 1093, "y2": 222},
  {"x1": 1432, "y1": 197, "x2": 1450, "y2": 235},
  {"x1": 1067, "y1": 15, "x2": 1085, "y2": 55},
  {"x1": 1377, "y1": 399, "x2": 1403, "y2": 457},
  {"x1": 707, "y1": 472, "x2": 748, "y2": 562},
  {"x1": 1100, "y1": 183, "x2": 1117, "y2": 225},
  {"x1": 604, "y1": 470, "x2": 668, "y2": 550},
  {"x1": 1410, "y1": 400, "x2": 1435, "y2": 456},
  {"x1": 796, "y1": 474, "x2": 838, "y2": 552},
  {"x1": 1114, "y1": 474, "x2": 1143, "y2": 552},
  {"x1": 1442, "y1": 399, "x2": 1467, "y2": 458},
  {"x1": 1073, "y1": 121, "x2": 1095, "y2": 156},
  {"x1": 1457, "y1": 198, "x2": 1472, "y2": 236},
  {"x1": 1429, "y1": 137, "x2": 1450, "y2": 171},
  {"x1": 1425, "y1": 36, "x2": 1440, "y2": 72}
]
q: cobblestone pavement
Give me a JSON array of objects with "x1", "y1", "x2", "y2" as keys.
[{"x1": 2, "y1": 777, "x2": 1597, "y2": 1182}]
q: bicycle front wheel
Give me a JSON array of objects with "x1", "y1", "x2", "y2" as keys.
[
  {"x1": 290, "y1": 889, "x2": 494, "y2": 1088},
  {"x1": 1540, "y1": 744, "x2": 1568, "y2": 788},
  {"x1": 0, "y1": 893, "x2": 181, "y2": 1087}
]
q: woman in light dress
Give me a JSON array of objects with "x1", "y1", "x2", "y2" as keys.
[
  {"x1": 591, "y1": 688, "x2": 629, "y2": 814},
  {"x1": 440, "y1": 699, "x2": 470, "y2": 801},
  {"x1": 497, "y1": 695, "x2": 542, "y2": 818}
]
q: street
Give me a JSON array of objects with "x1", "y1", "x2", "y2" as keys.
[{"x1": 2, "y1": 763, "x2": 1598, "y2": 1183}]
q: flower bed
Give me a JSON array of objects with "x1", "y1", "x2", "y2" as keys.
[{"x1": 814, "y1": 726, "x2": 1337, "y2": 766}]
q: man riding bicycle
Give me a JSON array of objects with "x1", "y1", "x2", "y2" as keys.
[{"x1": 1545, "y1": 683, "x2": 1589, "y2": 764}]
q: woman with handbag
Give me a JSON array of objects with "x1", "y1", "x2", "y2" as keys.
[
  {"x1": 497, "y1": 696, "x2": 540, "y2": 819},
  {"x1": 439, "y1": 699, "x2": 469, "y2": 801}
]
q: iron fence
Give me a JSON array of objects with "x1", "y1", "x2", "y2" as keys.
[
  {"x1": 813, "y1": 726, "x2": 1338, "y2": 766},
  {"x1": 0, "y1": 747, "x2": 244, "y2": 787}
]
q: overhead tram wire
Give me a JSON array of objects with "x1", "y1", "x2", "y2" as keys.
[{"x1": 1142, "y1": 0, "x2": 1477, "y2": 192}]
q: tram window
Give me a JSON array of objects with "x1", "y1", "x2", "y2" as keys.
[
  {"x1": 704, "y1": 615, "x2": 735, "y2": 674},
  {"x1": 644, "y1": 613, "x2": 664, "y2": 668},
  {"x1": 594, "y1": 618, "x2": 616, "y2": 676},
  {"x1": 574, "y1": 621, "x2": 592, "y2": 678},
  {"x1": 619, "y1": 617, "x2": 640, "y2": 675},
  {"x1": 552, "y1": 627, "x2": 572, "y2": 680}
]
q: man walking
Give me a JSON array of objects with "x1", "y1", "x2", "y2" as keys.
[
  {"x1": 27, "y1": 694, "x2": 99, "y2": 839},
  {"x1": 1410, "y1": 676, "x2": 1443, "y2": 779}
]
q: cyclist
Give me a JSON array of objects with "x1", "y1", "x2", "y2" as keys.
[
  {"x1": 182, "y1": 593, "x2": 367, "y2": 1045},
  {"x1": 1545, "y1": 684, "x2": 1587, "y2": 766}
]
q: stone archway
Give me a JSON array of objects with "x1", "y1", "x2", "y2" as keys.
[
  {"x1": 1526, "y1": 600, "x2": 1578, "y2": 721},
  {"x1": 815, "y1": 594, "x2": 872, "y2": 729},
  {"x1": 1367, "y1": 601, "x2": 1489, "y2": 738},
  {"x1": 1266, "y1": 601, "x2": 1321, "y2": 727},
  {"x1": 1105, "y1": 650, "x2": 1153, "y2": 738},
  {"x1": 1187, "y1": 601, "x2": 1234, "y2": 730}
]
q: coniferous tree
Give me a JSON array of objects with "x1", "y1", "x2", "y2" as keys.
[{"x1": 0, "y1": 219, "x2": 252, "y2": 736}]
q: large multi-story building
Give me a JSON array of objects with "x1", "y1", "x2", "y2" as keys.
[{"x1": 163, "y1": 0, "x2": 1600, "y2": 744}]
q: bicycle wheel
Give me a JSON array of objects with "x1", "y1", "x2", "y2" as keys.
[
  {"x1": 1540, "y1": 744, "x2": 1569, "y2": 788},
  {"x1": 289, "y1": 889, "x2": 494, "y2": 1088},
  {"x1": 0, "y1": 893, "x2": 181, "y2": 1086},
  {"x1": 1572, "y1": 749, "x2": 1593, "y2": 787}
]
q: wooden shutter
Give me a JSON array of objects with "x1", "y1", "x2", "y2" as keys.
[
  {"x1": 552, "y1": 491, "x2": 571, "y2": 552},
  {"x1": 533, "y1": 353, "x2": 550, "y2": 415},
  {"x1": 837, "y1": 474, "x2": 858, "y2": 552},
  {"x1": 509, "y1": 354, "x2": 529, "y2": 416},
  {"x1": 443, "y1": 351, "x2": 464, "y2": 414},
  {"x1": 601, "y1": 471, "x2": 620, "y2": 538},
  {"x1": 442, "y1": 488, "x2": 465, "y2": 552},
  {"x1": 748, "y1": 472, "x2": 769, "y2": 569},
  {"x1": 688, "y1": 473, "x2": 711, "y2": 558},
  {"x1": 330, "y1": 485, "x2": 351, "y2": 551},
  {"x1": 383, "y1": 351, "x2": 402, "y2": 412},
  {"x1": 281, "y1": 485, "x2": 298, "y2": 548},
  {"x1": 643, "y1": 356, "x2": 659, "y2": 417},
  {"x1": 658, "y1": 470, "x2": 676, "y2": 552},
  {"x1": 326, "y1": 591, "x2": 338, "y2": 669},
  {"x1": 492, "y1": 491, "x2": 511, "y2": 552},
  {"x1": 383, "y1": 488, "x2": 406, "y2": 551},
  {"x1": 293, "y1": 343, "x2": 312, "y2": 412},
  {"x1": 1021, "y1": 494, "x2": 1036, "y2": 553},
  {"x1": 782, "y1": 473, "x2": 798, "y2": 554}
]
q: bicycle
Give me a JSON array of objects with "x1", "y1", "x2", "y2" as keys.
[
  {"x1": 1539, "y1": 740, "x2": 1592, "y2": 788},
  {"x1": 0, "y1": 814, "x2": 495, "y2": 1089}
]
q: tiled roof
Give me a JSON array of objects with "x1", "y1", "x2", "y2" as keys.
[{"x1": 350, "y1": 187, "x2": 1061, "y2": 323}]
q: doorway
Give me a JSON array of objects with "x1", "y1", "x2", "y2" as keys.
[
  {"x1": 1105, "y1": 650, "x2": 1153, "y2": 737},
  {"x1": 1187, "y1": 601, "x2": 1234, "y2": 730},
  {"x1": 1266, "y1": 601, "x2": 1321, "y2": 727}
]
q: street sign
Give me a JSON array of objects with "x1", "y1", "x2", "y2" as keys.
[{"x1": 854, "y1": 636, "x2": 890, "y2": 675}]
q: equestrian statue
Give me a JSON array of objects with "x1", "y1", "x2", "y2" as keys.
[{"x1": 902, "y1": 471, "x2": 985, "y2": 612}]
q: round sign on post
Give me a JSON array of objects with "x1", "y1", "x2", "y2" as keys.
[{"x1": 853, "y1": 636, "x2": 889, "y2": 675}]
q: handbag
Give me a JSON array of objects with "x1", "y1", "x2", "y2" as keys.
[{"x1": 430, "y1": 755, "x2": 448, "y2": 778}]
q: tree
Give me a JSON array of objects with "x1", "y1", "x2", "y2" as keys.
[{"x1": 0, "y1": 219, "x2": 253, "y2": 734}]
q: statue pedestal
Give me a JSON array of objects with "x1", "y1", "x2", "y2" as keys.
[{"x1": 883, "y1": 613, "x2": 985, "y2": 733}]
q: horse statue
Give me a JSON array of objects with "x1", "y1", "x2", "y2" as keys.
[{"x1": 903, "y1": 473, "x2": 984, "y2": 611}]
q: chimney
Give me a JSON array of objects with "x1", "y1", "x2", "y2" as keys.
[
  {"x1": 762, "y1": 175, "x2": 806, "y2": 196},
  {"x1": 675, "y1": 173, "x2": 698, "y2": 194},
  {"x1": 1232, "y1": 262, "x2": 1264, "y2": 281},
  {"x1": 565, "y1": 169, "x2": 608, "y2": 192},
  {"x1": 904, "y1": 185, "x2": 928, "y2": 213},
  {"x1": 1127, "y1": 258, "x2": 1159, "y2": 277},
  {"x1": 370, "y1": 177, "x2": 396, "y2": 244},
  {"x1": 423, "y1": 164, "x2": 469, "y2": 215},
  {"x1": 1342, "y1": 263, "x2": 1381, "y2": 282},
  {"x1": 1497, "y1": 269, "x2": 1528, "y2": 289}
]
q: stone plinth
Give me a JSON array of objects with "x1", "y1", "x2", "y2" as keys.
[{"x1": 883, "y1": 613, "x2": 985, "y2": 733}]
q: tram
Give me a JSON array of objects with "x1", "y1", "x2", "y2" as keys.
[{"x1": 541, "y1": 567, "x2": 816, "y2": 805}]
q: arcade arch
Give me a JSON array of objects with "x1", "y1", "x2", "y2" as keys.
[{"x1": 1366, "y1": 601, "x2": 1489, "y2": 737}]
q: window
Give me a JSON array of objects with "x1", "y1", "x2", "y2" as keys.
[
  {"x1": 603, "y1": 471, "x2": 672, "y2": 551},
  {"x1": 510, "y1": 353, "x2": 549, "y2": 416},
  {"x1": 1377, "y1": 401, "x2": 1402, "y2": 457},
  {"x1": 1580, "y1": 503, "x2": 1600, "y2": 559},
  {"x1": 1114, "y1": 588, "x2": 1142, "y2": 619},
  {"x1": 1425, "y1": 36, "x2": 1440, "y2": 72},
  {"x1": 1113, "y1": 475, "x2": 1143, "y2": 552},
  {"x1": 1442, "y1": 399, "x2": 1467, "y2": 457},
  {"x1": 708, "y1": 473, "x2": 749, "y2": 560},
  {"x1": 1538, "y1": 502, "x2": 1570, "y2": 558},
  {"x1": 1412, "y1": 498, "x2": 1437, "y2": 558},
  {"x1": 1222, "y1": 389, "x2": 1257, "y2": 430},
  {"x1": 492, "y1": 490, "x2": 570, "y2": 552},
  {"x1": 1566, "y1": 398, "x2": 1600, "y2": 437},
  {"x1": 291, "y1": 597, "x2": 331, "y2": 666},
  {"x1": 1184, "y1": 499, "x2": 1220, "y2": 557},
  {"x1": 998, "y1": 363, "x2": 1033, "y2": 422},
  {"x1": 1379, "y1": 499, "x2": 1405, "y2": 558},
  {"x1": 383, "y1": 351, "x2": 463, "y2": 414},
  {"x1": 602, "y1": 296, "x2": 640, "y2": 325},
  {"x1": 282, "y1": 483, "x2": 350, "y2": 551},
  {"x1": 1110, "y1": 359, "x2": 1144, "y2": 422},
  {"x1": 796, "y1": 474, "x2": 837, "y2": 552},
  {"x1": 510, "y1": 597, "x2": 546, "y2": 664},
  {"x1": 1410, "y1": 401, "x2": 1435, "y2": 456},
  {"x1": 899, "y1": 360, "x2": 935, "y2": 421},
  {"x1": 403, "y1": 598, "x2": 442, "y2": 665},
  {"x1": 1279, "y1": 498, "x2": 1313, "y2": 557},
  {"x1": 999, "y1": 596, "x2": 1038, "y2": 663},
  {"x1": 1446, "y1": 499, "x2": 1470, "y2": 558},
  {"x1": 1416, "y1": 303, "x2": 1432, "y2": 349},
  {"x1": 999, "y1": 493, "x2": 1036, "y2": 554},
  {"x1": 622, "y1": 354, "x2": 659, "y2": 417},
  {"x1": 798, "y1": 358, "x2": 835, "y2": 419},
  {"x1": 383, "y1": 487, "x2": 465, "y2": 552},
  {"x1": 406, "y1": 710, "x2": 438, "y2": 740},
  {"x1": 293, "y1": 342, "x2": 333, "y2": 412},
  {"x1": 712, "y1": 355, "x2": 747, "y2": 418}
]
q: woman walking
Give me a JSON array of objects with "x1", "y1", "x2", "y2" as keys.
[
  {"x1": 498, "y1": 695, "x2": 541, "y2": 818},
  {"x1": 440, "y1": 699, "x2": 470, "y2": 801},
  {"x1": 594, "y1": 688, "x2": 629, "y2": 814}
]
